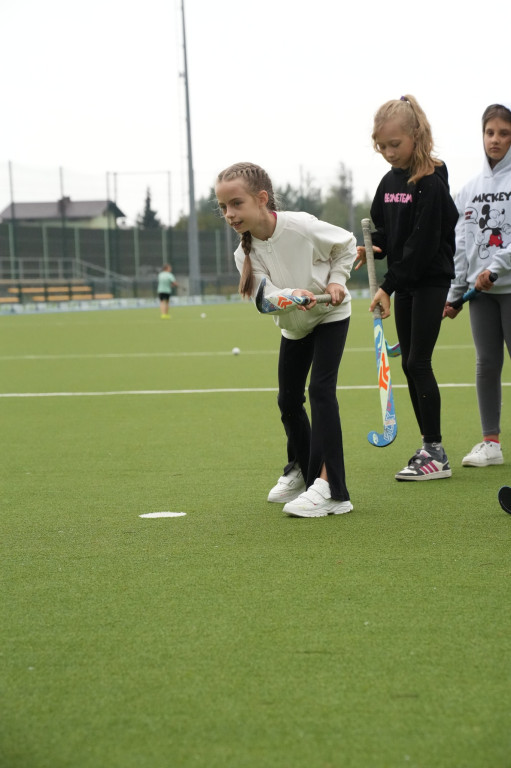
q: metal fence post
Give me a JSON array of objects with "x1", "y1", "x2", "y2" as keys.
[
  {"x1": 42, "y1": 224, "x2": 49, "y2": 279},
  {"x1": 104, "y1": 228, "x2": 111, "y2": 273},
  {"x1": 8, "y1": 223, "x2": 17, "y2": 279},
  {"x1": 134, "y1": 228, "x2": 140, "y2": 277},
  {"x1": 74, "y1": 228, "x2": 81, "y2": 278}
]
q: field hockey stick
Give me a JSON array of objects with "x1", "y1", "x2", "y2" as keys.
[
  {"x1": 498, "y1": 486, "x2": 511, "y2": 515},
  {"x1": 255, "y1": 277, "x2": 331, "y2": 314},
  {"x1": 448, "y1": 272, "x2": 498, "y2": 310},
  {"x1": 361, "y1": 218, "x2": 397, "y2": 447},
  {"x1": 386, "y1": 340, "x2": 401, "y2": 357}
]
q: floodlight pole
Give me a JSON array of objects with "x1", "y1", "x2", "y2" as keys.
[
  {"x1": 8, "y1": 160, "x2": 17, "y2": 278},
  {"x1": 59, "y1": 166, "x2": 68, "y2": 265},
  {"x1": 181, "y1": 0, "x2": 201, "y2": 296}
]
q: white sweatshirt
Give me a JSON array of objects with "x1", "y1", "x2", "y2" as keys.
[
  {"x1": 448, "y1": 107, "x2": 511, "y2": 302},
  {"x1": 234, "y1": 211, "x2": 356, "y2": 340}
]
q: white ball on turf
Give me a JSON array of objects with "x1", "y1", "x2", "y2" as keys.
[
  {"x1": 200, "y1": 312, "x2": 206, "y2": 318},
  {"x1": 232, "y1": 347, "x2": 240, "y2": 355}
]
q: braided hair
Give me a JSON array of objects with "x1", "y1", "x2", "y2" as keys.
[
  {"x1": 372, "y1": 94, "x2": 442, "y2": 185},
  {"x1": 216, "y1": 162, "x2": 277, "y2": 298}
]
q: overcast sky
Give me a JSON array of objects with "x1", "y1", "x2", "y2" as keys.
[{"x1": 0, "y1": 0, "x2": 505, "y2": 226}]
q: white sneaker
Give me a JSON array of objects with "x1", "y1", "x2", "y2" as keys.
[
  {"x1": 267, "y1": 465, "x2": 306, "y2": 503},
  {"x1": 283, "y1": 478, "x2": 353, "y2": 518},
  {"x1": 462, "y1": 441, "x2": 503, "y2": 467}
]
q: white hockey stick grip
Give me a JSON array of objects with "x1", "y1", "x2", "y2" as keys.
[{"x1": 361, "y1": 218, "x2": 381, "y2": 319}]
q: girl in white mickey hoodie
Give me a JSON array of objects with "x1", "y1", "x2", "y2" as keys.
[{"x1": 445, "y1": 102, "x2": 511, "y2": 467}]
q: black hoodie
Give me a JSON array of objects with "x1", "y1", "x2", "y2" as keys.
[{"x1": 370, "y1": 163, "x2": 458, "y2": 295}]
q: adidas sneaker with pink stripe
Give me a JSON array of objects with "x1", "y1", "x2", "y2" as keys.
[{"x1": 395, "y1": 449, "x2": 452, "y2": 481}]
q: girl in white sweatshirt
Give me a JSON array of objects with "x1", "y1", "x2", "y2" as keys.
[
  {"x1": 216, "y1": 162, "x2": 356, "y2": 517},
  {"x1": 445, "y1": 102, "x2": 511, "y2": 467}
]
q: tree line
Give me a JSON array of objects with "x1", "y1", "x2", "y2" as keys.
[{"x1": 137, "y1": 163, "x2": 372, "y2": 244}]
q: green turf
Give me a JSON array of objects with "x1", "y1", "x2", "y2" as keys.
[{"x1": 1, "y1": 300, "x2": 510, "y2": 768}]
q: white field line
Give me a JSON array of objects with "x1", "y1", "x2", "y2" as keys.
[
  {"x1": 1, "y1": 383, "x2": 510, "y2": 399},
  {"x1": 0, "y1": 344, "x2": 475, "y2": 362},
  {"x1": 0, "y1": 351, "x2": 277, "y2": 361}
]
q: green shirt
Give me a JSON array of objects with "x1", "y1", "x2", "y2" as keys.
[{"x1": 157, "y1": 271, "x2": 176, "y2": 294}]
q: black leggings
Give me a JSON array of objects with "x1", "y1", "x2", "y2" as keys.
[
  {"x1": 394, "y1": 285, "x2": 448, "y2": 444},
  {"x1": 277, "y1": 319, "x2": 350, "y2": 501}
]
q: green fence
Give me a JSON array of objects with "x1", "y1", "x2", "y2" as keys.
[
  {"x1": 0, "y1": 222, "x2": 386, "y2": 297},
  {"x1": 0, "y1": 223, "x2": 236, "y2": 280}
]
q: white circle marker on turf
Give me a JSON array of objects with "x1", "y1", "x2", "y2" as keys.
[{"x1": 139, "y1": 512, "x2": 187, "y2": 518}]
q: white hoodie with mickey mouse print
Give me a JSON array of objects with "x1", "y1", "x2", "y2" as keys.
[{"x1": 447, "y1": 101, "x2": 511, "y2": 302}]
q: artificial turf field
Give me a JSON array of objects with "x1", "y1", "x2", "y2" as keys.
[{"x1": 1, "y1": 298, "x2": 510, "y2": 768}]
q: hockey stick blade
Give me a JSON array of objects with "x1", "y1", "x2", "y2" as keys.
[
  {"x1": 386, "y1": 340, "x2": 401, "y2": 357},
  {"x1": 368, "y1": 318, "x2": 397, "y2": 446},
  {"x1": 255, "y1": 277, "x2": 330, "y2": 314}
]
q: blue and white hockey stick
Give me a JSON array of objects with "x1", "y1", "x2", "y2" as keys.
[
  {"x1": 361, "y1": 218, "x2": 398, "y2": 447},
  {"x1": 448, "y1": 272, "x2": 498, "y2": 310}
]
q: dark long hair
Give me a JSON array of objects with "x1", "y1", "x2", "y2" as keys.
[{"x1": 482, "y1": 103, "x2": 511, "y2": 129}]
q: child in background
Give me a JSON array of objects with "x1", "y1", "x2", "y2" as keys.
[
  {"x1": 216, "y1": 162, "x2": 356, "y2": 518},
  {"x1": 356, "y1": 95, "x2": 458, "y2": 481},
  {"x1": 157, "y1": 264, "x2": 178, "y2": 319},
  {"x1": 444, "y1": 101, "x2": 511, "y2": 467}
]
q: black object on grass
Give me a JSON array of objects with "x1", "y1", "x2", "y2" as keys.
[{"x1": 498, "y1": 486, "x2": 511, "y2": 515}]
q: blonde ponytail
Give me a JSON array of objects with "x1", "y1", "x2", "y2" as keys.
[{"x1": 372, "y1": 95, "x2": 442, "y2": 184}]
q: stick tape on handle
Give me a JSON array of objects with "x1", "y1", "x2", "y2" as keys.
[
  {"x1": 302, "y1": 294, "x2": 332, "y2": 305},
  {"x1": 361, "y1": 218, "x2": 381, "y2": 320}
]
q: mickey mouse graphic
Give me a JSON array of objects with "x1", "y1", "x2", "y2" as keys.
[{"x1": 474, "y1": 204, "x2": 511, "y2": 259}]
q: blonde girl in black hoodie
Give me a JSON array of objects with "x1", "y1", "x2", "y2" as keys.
[{"x1": 356, "y1": 95, "x2": 459, "y2": 481}]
